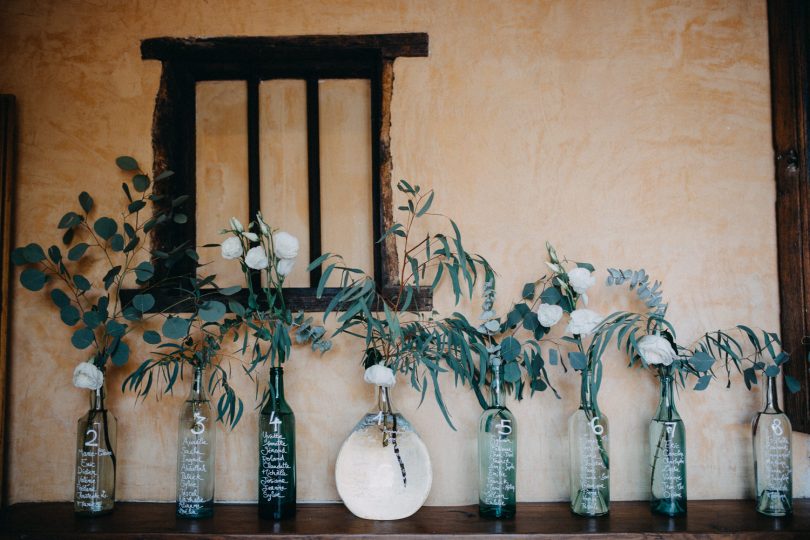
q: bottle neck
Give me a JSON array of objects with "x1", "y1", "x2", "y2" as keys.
[
  {"x1": 91, "y1": 386, "x2": 105, "y2": 411},
  {"x1": 270, "y1": 367, "x2": 285, "y2": 402},
  {"x1": 654, "y1": 375, "x2": 679, "y2": 420},
  {"x1": 189, "y1": 365, "x2": 206, "y2": 400},
  {"x1": 377, "y1": 385, "x2": 394, "y2": 414},
  {"x1": 490, "y1": 362, "x2": 505, "y2": 408},
  {"x1": 763, "y1": 375, "x2": 782, "y2": 413},
  {"x1": 579, "y1": 369, "x2": 597, "y2": 411}
]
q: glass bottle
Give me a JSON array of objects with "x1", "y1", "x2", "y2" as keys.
[
  {"x1": 258, "y1": 366, "x2": 296, "y2": 520},
  {"x1": 478, "y1": 356, "x2": 517, "y2": 519},
  {"x1": 334, "y1": 384, "x2": 433, "y2": 520},
  {"x1": 569, "y1": 368, "x2": 609, "y2": 516},
  {"x1": 649, "y1": 374, "x2": 687, "y2": 516},
  {"x1": 752, "y1": 374, "x2": 792, "y2": 516},
  {"x1": 176, "y1": 365, "x2": 216, "y2": 519},
  {"x1": 74, "y1": 386, "x2": 117, "y2": 516}
]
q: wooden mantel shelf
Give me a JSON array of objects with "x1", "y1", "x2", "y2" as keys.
[{"x1": 2, "y1": 500, "x2": 808, "y2": 539}]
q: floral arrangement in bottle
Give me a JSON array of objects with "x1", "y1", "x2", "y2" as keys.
[
  {"x1": 11, "y1": 155, "x2": 188, "y2": 516},
  {"x1": 313, "y1": 180, "x2": 494, "y2": 520}
]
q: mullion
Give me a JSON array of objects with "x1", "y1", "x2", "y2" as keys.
[
  {"x1": 306, "y1": 79, "x2": 323, "y2": 287},
  {"x1": 247, "y1": 77, "x2": 262, "y2": 293}
]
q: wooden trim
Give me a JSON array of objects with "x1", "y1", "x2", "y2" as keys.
[
  {"x1": 247, "y1": 77, "x2": 262, "y2": 294},
  {"x1": 141, "y1": 34, "x2": 429, "y2": 61},
  {"x1": 0, "y1": 95, "x2": 15, "y2": 506},
  {"x1": 378, "y1": 59, "x2": 399, "y2": 286},
  {"x1": 768, "y1": 0, "x2": 810, "y2": 433},
  {"x1": 3, "y1": 500, "x2": 810, "y2": 538},
  {"x1": 306, "y1": 79, "x2": 323, "y2": 288}
]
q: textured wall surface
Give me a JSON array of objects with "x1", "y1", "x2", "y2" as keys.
[{"x1": 1, "y1": 0, "x2": 806, "y2": 505}]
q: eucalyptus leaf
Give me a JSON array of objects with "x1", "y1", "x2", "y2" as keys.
[
  {"x1": 20, "y1": 268, "x2": 47, "y2": 291},
  {"x1": 93, "y1": 217, "x2": 117, "y2": 240},
  {"x1": 500, "y1": 337, "x2": 521, "y2": 362},
  {"x1": 67, "y1": 243, "x2": 89, "y2": 261},
  {"x1": 79, "y1": 191, "x2": 94, "y2": 213},
  {"x1": 132, "y1": 174, "x2": 150, "y2": 192},
  {"x1": 116, "y1": 156, "x2": 139, "y2": 171},
  {"x1": 71, "y1": 328, "x2": 95, "y2": 349},
  {"x1": 51, "y1": 289, "x2": 71, "y2": 309},
  {"x1": 142, "y1": 330, "x2": 161, "y2": 344},
  {"x1": 199, "y1": 300, "x2": 226, "y2": 323},
  {"x1": 162, "y1": 316, "x2": 190, "y2": 339},
  {"x1": 132, "y1": 293, "x2": 155, "y2": 312},
  {"x1": 60, "y1": 305, "x2": 80, "y2": 326},
  {"x1": 73, "y1": 275, "x2": 91, "y2": 291}
]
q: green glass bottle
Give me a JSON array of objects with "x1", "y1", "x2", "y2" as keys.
[
  {"x1": 478, "y1": 356, "x2": 517, "y2": 519},
  {"x1": 74, "y1": 386, "x2": 117, "y2": 516},
  {"x1": 258, "y1": 366, "x2": 296, "y2": 520},
  {"x1": 176, "y1": 365, "x2": 216, "y2": 519},
  {"x1": 752, "y1": 374, "x2": 792, "y2": 516},
  {"x1": 649, "y1": 374, "x2": 686, "y2": 516},
  {"x1": 569, "y1": 368, "x2": 609, "y2": 516}
]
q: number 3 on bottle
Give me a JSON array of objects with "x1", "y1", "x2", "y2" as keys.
[{"x1": 590, "y1": 417, "x2": 604, "y2": 436}]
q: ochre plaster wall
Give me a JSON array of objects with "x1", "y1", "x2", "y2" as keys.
[{"x1": 1, "y1": 0, "x2": 805, "y2": 504}]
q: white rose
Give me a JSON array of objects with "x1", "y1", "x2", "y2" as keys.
[
  {"x1": 566, "y1": 309, "x2": 603, "y2": 336},
  {"x1": 243, "y1": 232, "x2": 259, "y2": 242},
  {"x1": 567, "y1": 267, "x2": 596, "y2": 295},
  {"x1": 256, "y1": 212, "x2": 270, "y2": 235},
  {"x1": 364, "y1": 364, "x2": 396, "y2": 387},
  {"x1": 273, "y1": 231, "x2": 299, "y2": 260},
  {"x1": 229, "y1": 217, "x2": 244, "y2": 232},
  {"x1": 73, "y1": 361, "x2": 104, "y2": 390},
  {"x1": 637, "y1": 334, "x2": 676, "y2": 366},
  {"x1": 220, "y1": 237, "x2": 243, "y2": 260},
  {"x1": 245, "y1": 246, "x2": 269, "y2": 270},
  {"x1": 536, "y1": 303, "x2": 563, "y2": 328},
  {"x1": 277, "y1": 258, "x2": 295, "y2": 277}
]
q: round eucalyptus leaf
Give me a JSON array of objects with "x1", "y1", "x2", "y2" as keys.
[
  {"x1": 122, "y1": 306, "x2": 141, "y2": 321},
  {"x1": 71, "y1": 328, "x2": 95, "y2": 350},
  {"x1": 60, "y1": 305, "x2": 80, "y2": 326},
  {"x1": 73, "y1": 275, "x2": 91, "y2": 291},
  {"x1": 93, "y1": 217, "x2": 118, "y2": 240},
  {"x1": 142, "y1": 330, "x2": 161, "y2": 344},
  {"x1": 110, "y1": 234, "x2": 125, "y2": 252},
  {"x1": 79, "y1": 191, "x2": 94, "y2": 213},
  {"x1": 504, "y1": 361, "x2": 522, "y2": 383},
  {"x1": 10, "y1": 248, "x2": 25, "y2": 266},
  {"x1": 110, "y1": 341, "x2": 130, "y2": 366},
  {"x1": 82, "y1": 310, "x2": 102, "y2": 330},
  {"x1": 500, "y1": 336, "x2": 521, "y2": 362},
  {"x1": 173, "y1": 213, "x2": 188, "y2": 224},
  {"x1": 198, "y1": 300, "x2": 226, "y2": 323},
  {"x1": 23, "y1": 243, "x2": 46, "y2": 263},
  {"x1": 132, "y1": 174, "x2": 150, "y2": 192},
  {"x1": 106, "y1": 320, "x2": 126, "y2": 337},
  {"x1": 132, "y1": 293, "x2": 155, "y2": 312},
  {"x1": 115, "y1": 156, "x2": 139, "y2": 171},
  {"x1": 47, "y1": 245, "x2": 62, "y2": 264},
  {"x1": 162, "y1": 316, "x2": 190, "y2": 340},
  {"x1": 57, "y1": 211, "x2": 82, "y2": 230},
  {"x1": 20, "y1": 268, "x2": 47, "y2": 291},
  {"x1": 67, "y1": 243, "x2": 89, "y2": 261},
  {"x1": 134, "y1": 261, "x2": 154, "y2": 282},
  {"x1": 50, "y1": 289, "x2": 71, "y2": 309}
]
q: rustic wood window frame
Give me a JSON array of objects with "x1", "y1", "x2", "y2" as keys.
[
  {"x1": 122, "y1": 34, "x2": 431, "y2": 312},
  {"x1": 768, "y1": 0, "x2": 810, "y2": 432}
]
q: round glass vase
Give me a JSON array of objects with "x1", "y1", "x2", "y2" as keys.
[
  {"x1": 649, "y1": 374, "x2": 687, "y2": 516},
  {"x1": 335, "y1": 385, "x2": 432, "y2": 520},
  {"x1": 568, "y1": 369, "x2": 610, "y2": 517},
  {"x1": 751, "y1": 374, "x2": 792, "y2": 516},
  {"x1": 74, "y1": 386, "x2": 117, "y2": 516},
  {"x1": 176, "y1": 365, "x2": 216, "y2": 519}
]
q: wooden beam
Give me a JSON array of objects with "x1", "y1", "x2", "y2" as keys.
[
  {"x1": 141, "y1": 34, "x2": 429, "y2": 62},
  {"x1": 0, "y1": 95, "x2": 15, "y2": 506},
  {"x1": 768, "y1": 0, "x2": 810, "y2": 433}
]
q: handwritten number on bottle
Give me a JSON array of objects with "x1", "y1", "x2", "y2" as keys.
[
  {"x1": 191, "y1": 411, "x2": 206, "y2": 435},
  {"x1": 590, "y1": 416, "x2": 604, "y2": 436},
  {"x1": 269, "y1": 411, "x2": 282, "y2": 431},
  {"x1": 771, "y1": 418, "x2": 784, "y2": 437},
  {"x1": 497, "y1": 418, "x2": 512, "y2": 436},
  {"x1": 84, "y1": 428, "x2": 99, "y2": 448}
]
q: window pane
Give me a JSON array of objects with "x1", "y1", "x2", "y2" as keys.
[
  {"x1": 195, "y1": 81, "x2": 249, "y2": 288},
  {"x1": 259, "y1": 80, "x2": 310, "y2": 288},
  {"x1": 319, "y1": 80, "x2": 373, "y2": 285}
]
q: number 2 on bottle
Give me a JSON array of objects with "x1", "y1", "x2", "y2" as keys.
[{"x1": 84, "y1": 428, "x2": 99, "y2": 448}]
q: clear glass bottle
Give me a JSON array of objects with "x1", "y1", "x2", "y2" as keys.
[
  {"x1": 334, "y1": 384, "x2": 433, "y2": 520},
  {"x1": 569, "y1": 368, "x2": 609, "y2": 516},
  {"x1": 752, "y1": 374, "x2": 792, "y2": 516},
  {"x1": 478, "y1": 356, "x2": 517, "y2": 519},
  {"x1": 74, "y1": 386, "x2": 117, "y2": 516},
  {"x1": 649, "y1": 374, "x2": 687, "y2": 516},
  {"x1": 258, "y1": 366, "x2": 296, "y2": 520},
  {"x1": 176, "y1": 365, "x2": 216, "y2": 519}
]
